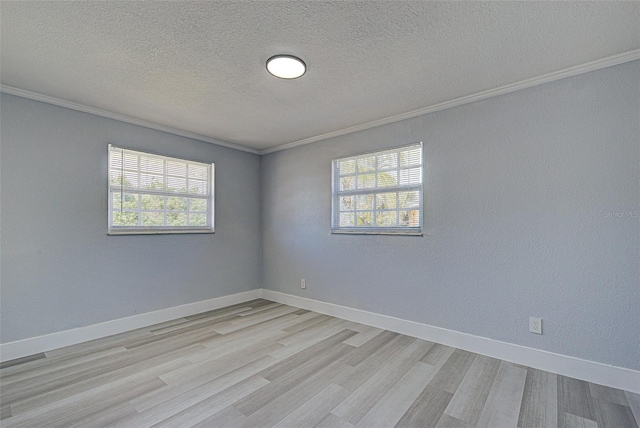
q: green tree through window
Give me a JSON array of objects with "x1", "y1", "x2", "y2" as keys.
[
  {"x1": 108, "y1": 145, "x2": 214, "y2": 234},
  {"x1": 332, "y1": 143, "x2": 423, "y2": 234}
]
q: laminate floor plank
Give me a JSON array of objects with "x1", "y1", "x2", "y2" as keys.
[
  {"x1": 239, "y1": 360, "x2": 353, "y2": 428},
  {"x1": 3, "y1": 359, "x2": 184, "y2": 426},
  {"x1": 593, "y1": 399, "x2": 638, "y2": 428},
  {"x1": 144, "y1": 312, "x2": 243, "y2": 338},
  {"x1": 269, "y1": 320, "x2": 356, "y2": 362},
  {"x1": 421, "y1": 344, "x2": 459, "y2": 374},
  {"x1": 282, "y1": 313, "x2": 331, "y2": 334},
  {"x1": 0, "y1": 346, "x2": 128, "y2": 386},
  {"x1": 140, "y1": 318, "x2": 192, "y2": 335},
  {"x1": 557, "y1": 375, "x2": 598, "y2": 422},
  {"x1": 4, "y1": 327, "x2": 212, "y2": 408},
  {"x1": 517, "y1": 367, "x2": 558, "y2": 428},
  {"x1": 67, "y1": 402, "x2": 138, "y2": 428},
  {"x1": 335, "y1": 334, "x2": 417, "y2": 393},
  {"x1": 343, "y1": 326, "x2": 385, "y2": 348},
  {"x1": 198, "y1": 312, "x2": 314, "y2": 351},
  {"x1": 43, "y1": 327, "x2": 153, "y2": 358},
  {"x1": 435, "y1": 413, "x2": 475, "y2": 428},
  {"x1": 195, "y1": 329, "x2": 289, "y2": 366},
  {"x1": 131, "y1": 354, "x2": 277, "y2": 414},
  {"x1": 114, "y1": 355, "x2": 277, "y2": 428},
  {"x1": 1, "y1": 300, "x2": 637, "y2": 428},
  {"x1": 273, "y1": 383, "x2": 350, "y2": 428},
  {"x1": 426, "y1": 348, "x2": 477, "y2": 394},
  {"x1": 0, "y1": 345, "x2": 128, "y2": 381},
  {"x1": 237, "y1": 302, "x2": 283, "y2": 316},
  {"x1": 150, "y1": 310, "x2": 250, "y2": 335},
  {"x1": 9, "y1": 344, "x2": 202, "y2": 415},
  {"x1": 235, "y1": 332, "x2": 357, "y2": 416},
  {"x1": 44, "y1": 379, "x2": 164, "y2": 428},
  {"x1": 192, "y1": 406, "x2": 248, "y2": 428},
  {"x1": 151, "y1": 375, "x2": 270, "y2": 428},
  {"x1": 5, "y1": 377, "x2": 166, "y2": 428},
  {"x1": 159, "y1": 341, "x2": 283, "y2": 386},
  {"x1": 213, "y1": 305, "x2": 302, "y2": 334},
  {"x1": 0, "y1": 353, "x2": 46, "y2": 370},
  {"x1": 2, "y1": 343, "x2": 132, "y2": 385},
  {"x1": 332, "y1": 338, "x2": 432, "y2": 425},
  {"x1": 0, "y1": 404, "x2": 12, "y2": 421},
  {"x1": 259, "y1": 329, "x2": 357, "y2": 381},
  {"x1": 315, "y1": 413, "x2": 355, "y2": 428},
  {"x1": 626, "y1": 391, "x2": 640, "y2": 426},
  {"x1": 123, "y1": 322, "x2": 222, "y2": 350},
  {"x1": 182, "y1": 306, "x2": 248, "y2": 322},
  {"x1": 559, "y1": 412, "x2": 599, "y2": 428},
  {"x1": 198, "y1": 321, "x2": 289, "y2": 354},
  {"x1": 589, "y1": 383, "x2": 630, "y2": 406},
  {"x1": 395, "y1": 385, "x2": 453, "y2": 428},
  {"x1": 475, "y1": 361, "x2": 527, "y2": 428},
  {"x1": 2, "y1": 344, "x2": 162, "y2": 401},
  {"x1": 122, "y1": 370, "x2": 268, "y2": 428},
  {"x1": 266, "y1": 309, "x2": 323, "y2": 331},
  {"x1": 421, "y1": 343, "x2": 457, "y2": 365},
  {"x1": 442, "y1": 354, "x2": 501, "y2": 426},
  {"x1": 340, "y1": 330, "x2": 399, "y2": 367},
  {"x1": 277, "y1": 317, "x2": 351, "y2": 346},
  {"x1": 183, "y1": 299, "x2": 272, "y2": 321},
  {"x1": 354, "y1": 361, "x2": 436, "y2": 428}
]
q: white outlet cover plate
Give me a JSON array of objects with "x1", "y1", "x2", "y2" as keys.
[{"x1": 529, "y1": 317, "x2": 542, "y2": 334}]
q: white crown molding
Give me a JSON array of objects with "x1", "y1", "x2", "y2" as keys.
[
  {"x1": 0, "y1": 85, "x2": 260, "y2": 155},
  {"x1": 3, "y1": 49, "x2": 639, "y2": 156},
  {"x1": 260, "y1": 49, "x2": 640, "y2": 155},
  {"x1": 0, "y1": 289, "x2": 261, "y2": 362},
  {"x1": 261, "y1": 289, "x2": 640, "y2": 394}
]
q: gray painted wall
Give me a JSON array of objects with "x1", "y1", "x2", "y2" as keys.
[
  {"x1": 0, "y1": 94, "x2": 261, "y2": 343},
  {"x1": 261, "y1": 61, "x2": 640, "y2": 370},
  {"x1": 1, "y1": 62, "x2": 638, "y2": 371}
]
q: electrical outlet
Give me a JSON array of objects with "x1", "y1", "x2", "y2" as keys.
[
  {"x1": 301, "y1": 279, "x2": 306, "y2": 289},
  {"x1": 529, "y1": 317, "x2": 542, "y2": 334}
]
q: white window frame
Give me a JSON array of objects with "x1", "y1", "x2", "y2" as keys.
[
  {"x1": 331, "y1": 142, "x2": 423, "y2": 235},
  {"x1": 108, "y1": 145, "x2": 215, "y2": 235}
]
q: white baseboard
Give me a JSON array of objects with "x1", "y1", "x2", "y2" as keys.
[
  {"x1": 0, "y1": 289, "x2": 261, "y2": 363},
  {"x1": 3, "y1": 287, "x2": 637, "y2": 394},
  {"x1": 260, "y1": 289, "x2": 640, "y2": 394}
]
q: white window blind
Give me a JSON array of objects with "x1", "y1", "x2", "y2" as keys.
[
  {"x1": 332, "y1": 143, "x2": 423, "y2": 235},
  {"x1": 108, "y1": 145, "x2": 214, "y2": 234}
]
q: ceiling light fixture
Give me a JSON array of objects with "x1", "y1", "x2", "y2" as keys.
[{"x1": 266, "y1": 55, "x2": 306, "y2": 79}]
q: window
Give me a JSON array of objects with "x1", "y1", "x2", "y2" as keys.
[
  {"x1": 332, "y1": 143, "x2": 423, "y2": 235},
  {"x1": 108, "y1": 145, "x2": 214, "y2": 234}
]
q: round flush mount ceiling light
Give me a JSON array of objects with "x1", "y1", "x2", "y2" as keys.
[{"x1": 266, "y1": 55, "x2": 306, "y2": 79}]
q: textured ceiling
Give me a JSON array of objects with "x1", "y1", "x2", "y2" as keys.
[{"x1": 1, "y1": 1, "x2": 639, "y2": 151}]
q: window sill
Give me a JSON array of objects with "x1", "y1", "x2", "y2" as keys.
[
  {"x1": 331, "y1": 229, "x2": 422, "y2": 236},
  {"x1": 108, "y1": 228, "x2": 214, "y2": 235}
]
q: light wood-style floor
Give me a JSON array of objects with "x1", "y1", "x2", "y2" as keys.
[{"x1": 1, "y1": 299, "x2": 638, "y2": 428}]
